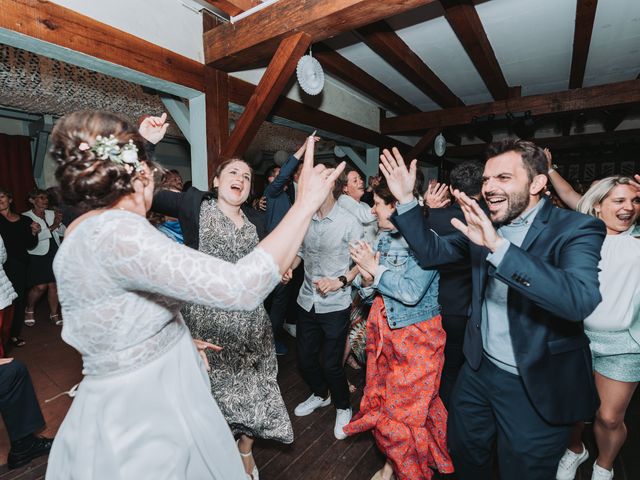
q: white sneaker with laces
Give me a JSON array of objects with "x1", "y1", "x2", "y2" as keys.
[
  {"x1": 591, "y1": 462, "x2": 613, "y2": 480},
  {"x1": 283, "y1": 323, "x2": 297, "y2": 338},
  {"x1": 556, "y1": 444, "x2": 589, "y2": 480},
  {"x1": 334, "y1": 407, "x2": 352, "y2": 440},
  {"x1": 294, "y1": 394, "x2": 331, "y2": 417}
]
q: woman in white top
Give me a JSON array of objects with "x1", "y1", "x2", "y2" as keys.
[
  {"x1": 556, "y1": 176, "x2": 640, "y2": 480},
  {"x1": 0, "y1": 236, "x2": 17, "y2": 356},
  {"x1": 22, "y1": 189, "x2": 66, "y2": 326},
  {"x1": 44, "y1": 110, "x2": 344, "y2": 480}
]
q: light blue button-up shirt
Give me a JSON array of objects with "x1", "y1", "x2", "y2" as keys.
[{"x1": 297, "y1": 201, "x2": 364, "y2": 313}]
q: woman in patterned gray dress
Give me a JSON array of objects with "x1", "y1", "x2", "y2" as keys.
[{"x1": 182, "y1": 158, "x2": 292, "y2": 480}]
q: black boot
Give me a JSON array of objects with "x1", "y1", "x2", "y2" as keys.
[{"x1": 7, "y1": 435, "x2": 53, "y2": 469}]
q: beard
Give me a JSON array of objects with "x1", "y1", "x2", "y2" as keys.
[{"x1": 487, "y1": 188, "x2": 530, "y2": 228}]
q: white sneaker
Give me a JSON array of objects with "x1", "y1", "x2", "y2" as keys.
[
  {"x1": 556, "y1": 444, "x2": 589, "y2": 480},
  {"x1": 283, "y1": 323, "x2": 297, "y2": 338},
  {"x1": 591, "y1": 462, "x2": 613, "y2": 480},
  {"x1": 294, "y1": 394, "x2": 331, "y2": 417},
  {"x1": 334, "y1": 407, "x2": 352, "y2": 440}
]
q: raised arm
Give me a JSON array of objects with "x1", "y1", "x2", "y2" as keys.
[
  {"x1": 102, "y1": 213, "x2": 282, "y2": 311},
  {"x1": 545, "y1": 148, "x2": 582, "y2": 210}
]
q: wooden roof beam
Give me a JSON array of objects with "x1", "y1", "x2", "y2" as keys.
[
  {"x1": 569, "y1": 0, "x2": 598, "y2": 89},
  {"x1": 446, "y1": 128, "x2": 640, "y2": 158},
  {"x1": 202, "y1": 0, "x2": 258, "y2": 16},
  {"x1": 440, "y1": 0, "x2": 510, "y2": 100},
  {"x1": 355, "y1": 21, "x2": 463, "y2": 108},
  {"x1": 204, "y1": 0, "x2": 438, "y2": 71},
  {"x1": 313, "y1": 43, "x2": 420, "y2": 115},
  {"x1": 228, "y1": 77, "x2": 410, "y2": 151},
  {"x1": 0, "y1": 0, "x2": 205, "y2": 92},
  {"x1": 381, "y1": 79, "x2": 640, "y2": 133},
  {"x1": 223, "y1": 32, "x2": 311, "y2": 158}
]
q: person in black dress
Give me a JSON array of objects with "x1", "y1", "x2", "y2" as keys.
[{"x1": 0, "y1": 188, "x2": 39, "y2": 347}]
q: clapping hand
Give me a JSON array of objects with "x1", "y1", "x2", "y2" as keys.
[
  {"x1": 139, "y1": 113, "x2": 170, "y2": 145},
  {"x1": 632, "y1": 174, "x2": 640, "y2": 194},
  {"x1": 379, "y1": 147, "x2": 417, "y2": 204},
  {"x1": 193, "y1": 339, "x2": 222, "y2": 372},
  {"x1": 450, "y1": 190, "x2": 505, "y2": 253},
  {"x1": 349, "y1": 240, "x2": 380, "y2": 277},
  {"x1": 30, "y1": 221, "x2": 41, "y2": 236},
  {"x1": 314, "y1": 277, "x2": 342, "y2": 296},
  {"x1": 424, "y1": 181, "x2": 451, "y2": 208}
]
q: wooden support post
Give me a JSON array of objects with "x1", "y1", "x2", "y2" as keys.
[
  {"x1": 205, "y1": 66, "x2": 229, "y2": 185},
  {"x1": 223, "y1": 32, "x2": 311, "y2": 158}
]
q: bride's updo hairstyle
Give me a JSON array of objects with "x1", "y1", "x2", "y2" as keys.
[{"x1": 51, "y1": 110, "x2": 151, "y2": 211}]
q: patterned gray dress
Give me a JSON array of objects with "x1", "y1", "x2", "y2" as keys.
[{"x1": 183, "y1": 199, "x2": 293, "y2": 443}]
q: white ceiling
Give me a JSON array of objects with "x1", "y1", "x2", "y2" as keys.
[{"x1": 324, "y1": 0, "x2": 640, "y2": 113}]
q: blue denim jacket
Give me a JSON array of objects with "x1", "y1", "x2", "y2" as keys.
[{"x1": 353, "y1": 230, "x2": 440, "y2": 329}]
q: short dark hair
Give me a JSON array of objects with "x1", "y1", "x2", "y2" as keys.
[
  {"x1": 450, "y1": 161, "x2": 484, "y2": 197},
  {"x1": 485, "y1": 138, "x2": 547, "y2": 181}
]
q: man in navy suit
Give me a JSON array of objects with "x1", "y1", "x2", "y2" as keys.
[{"x1": 378, "y1": 140, "x2": 605, "y2": 480}]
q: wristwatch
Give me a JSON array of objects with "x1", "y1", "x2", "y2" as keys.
[{"x1": 338, "y1": 275, "x2": 348, "y2": 287}]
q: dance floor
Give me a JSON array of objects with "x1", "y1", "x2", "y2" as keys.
[{"x1": 0, "y1": 307, "x2": 638, "y2": 479}]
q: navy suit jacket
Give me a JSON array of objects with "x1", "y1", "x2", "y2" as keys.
[
  {"x1": 393, "y1": 199, "x2": 606, "y2": 425},
  {"x1": 264, "y1": 154, "x2": 298, "y2": 233}
]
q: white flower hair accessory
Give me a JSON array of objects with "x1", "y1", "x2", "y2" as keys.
[{"x1": 85, "y1": 134, "x2": 142, "y2": 173}]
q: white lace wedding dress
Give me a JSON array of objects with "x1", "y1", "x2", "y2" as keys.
[{"x1": 45, "y1": 210, "x2": 281, "y2": 479}]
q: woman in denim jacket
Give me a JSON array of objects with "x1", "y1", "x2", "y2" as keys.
[{"x1": 343, "y1": 179, "x2": 453, "y2": 480}]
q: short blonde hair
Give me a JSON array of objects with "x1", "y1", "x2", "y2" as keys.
[{"x1": 576, "y1": 176, "x2": 636, "y2": 217}]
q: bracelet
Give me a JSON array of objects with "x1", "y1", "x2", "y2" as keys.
[{"x1": 547, "y1": 164, "x2": 558, "y2": 175}]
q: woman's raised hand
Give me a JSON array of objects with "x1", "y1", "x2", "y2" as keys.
[
  {"x1": 295, "y1": 135, "x2": 345, "y2": 214},
  {"x1": 349, "y1": 240, "x2": 380, "y2": 276}
]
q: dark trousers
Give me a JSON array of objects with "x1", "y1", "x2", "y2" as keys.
[
  {"x1": 267, "y1": 282, "x2": 290, "y2": 337},
  {"x1": 5, "y1": 259, "x2": 27, "y2": 339},
  {"x1": 448, "y1": 358, "x2": 572, "y2": 480},
  {"x1": 0, "y1": 360, "x2": 45, "y2": 442},
  {"x1": 296, "y1": 305, "x2": 350, "y2": 409},
  {"x1": 439, "y1": 314, "x2": 468, "y2": 407}
]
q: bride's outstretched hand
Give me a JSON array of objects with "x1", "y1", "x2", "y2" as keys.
[{"x1": 295, "y1": 135, "x2": 346, "y2": 213}]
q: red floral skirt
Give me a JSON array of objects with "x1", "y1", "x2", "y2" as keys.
[{"x1": 343, "y1": 296, "x2": 453, "y2": 479}]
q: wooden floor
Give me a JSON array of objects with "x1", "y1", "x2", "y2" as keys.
[{"x1": 0, "y1": 307, "x2": 639, "y2": 479}]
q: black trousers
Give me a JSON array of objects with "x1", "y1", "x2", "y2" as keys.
[
  {"x1": 296, "y1": 305, "x2": 350, "y2": 409},
  {"x1": 267, "y1": 282, "x2": 290, "y2": 338},
  {"x1": 5, "y1": 259, "x2": 28, "y2": 339},
  {"x1": 448, "y1": 358, "x2": 572, "y2": 480},
  {"x1": 0, "y1": 360, "x2": 45, "y2": 442},
  {"x1": 439, "y1": 314, "x2": 468, "y2": 407}
]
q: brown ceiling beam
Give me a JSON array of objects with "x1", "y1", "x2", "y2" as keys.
[
  {"x1": 314, "y1": 43, "x2": 420, "y2": 115},
  {"x1": 204, "y1": 0, "x2": 438, "y2": 71},
  {"x1": 224, "y1": 32, "x2": 311, "y2": 158},
  {"x1": 0, "y1": 0, "x2": 205, "y2": 92},
  {"x1": 381, "y1": 79, "x2": 640, "y2": 134},
  {"x1": 440, "y1": 0, "x2": 510, "y2": 100},
  {"x1": 569, "y1": 0, "x2": 598, "y2": 89},
  {"x1": 356, "y1": 21, "x2": 463, "y2": 108},
  {"x1": 445, "y1": 128, "x2": 640, "y2": 158},
  {"x1": 228, "y1": 77, "x2": 410, "y2": 151},
  {"x1": 202, "y1": 0, "x2": 258, "y2": 16},
  {"x1": 407, "y1": 128, "x2": 439, "y2": 160}
]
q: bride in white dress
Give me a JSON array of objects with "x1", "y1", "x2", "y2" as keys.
[{"x1": 44, "y1": 111, "x2": 343, "y2": 480}]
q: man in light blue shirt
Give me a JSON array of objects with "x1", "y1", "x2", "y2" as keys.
[{"x1": 289, "y1": 174, "x2": 363, "y2": 441}]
